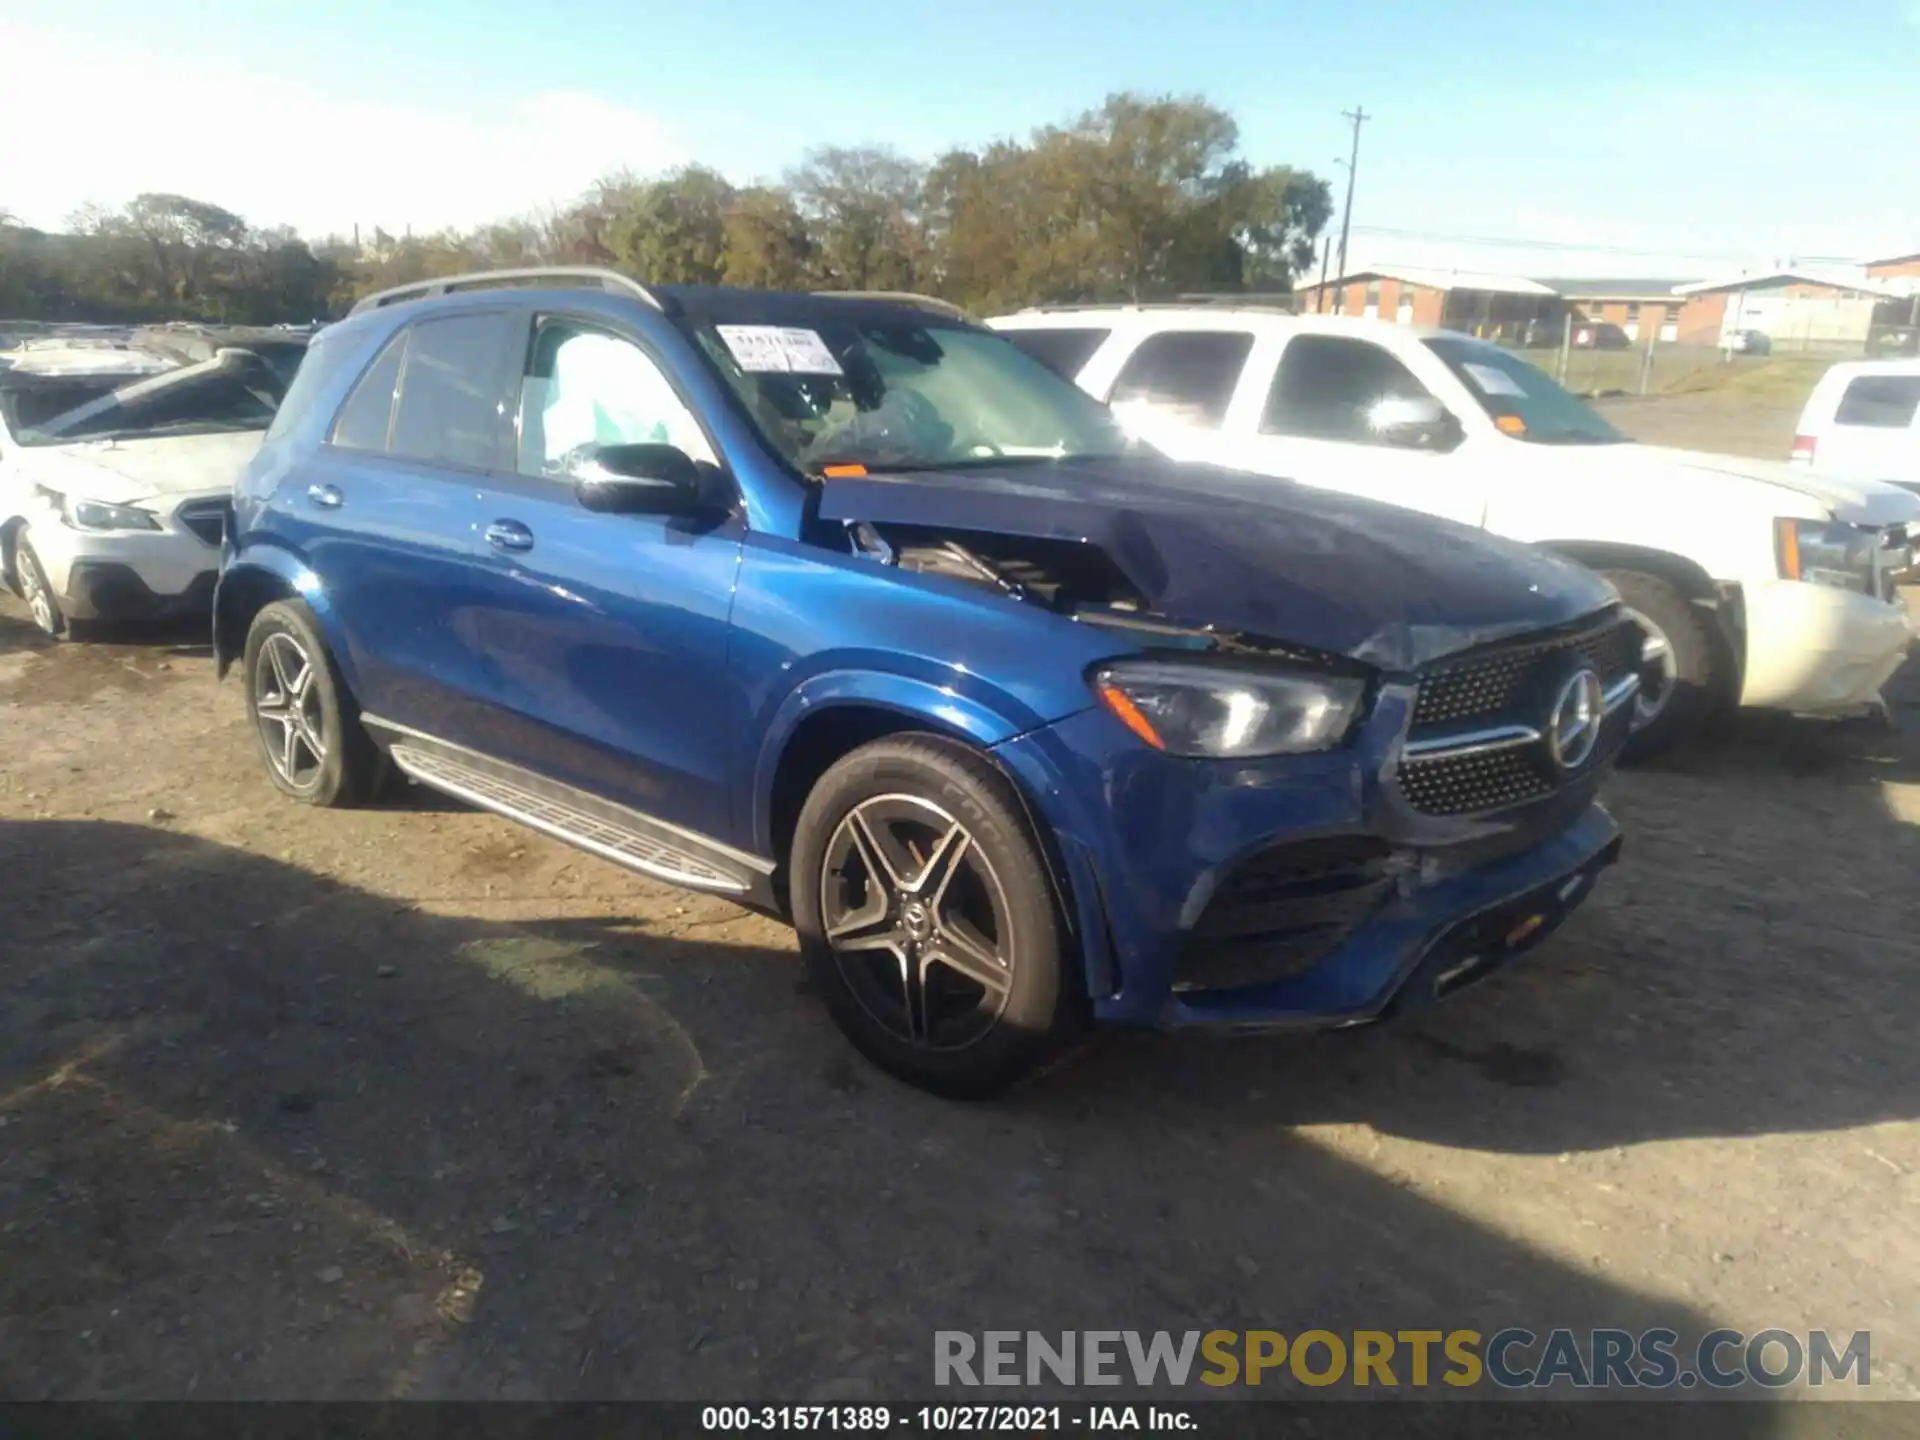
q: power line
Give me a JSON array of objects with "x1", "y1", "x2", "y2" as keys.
[{"x1": 1344, "y1": 223, "x2": 1860, "y2": 265}]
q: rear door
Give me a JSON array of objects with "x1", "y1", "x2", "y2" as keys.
[
  {"x1": 453, "y1": 311, "x2": 747, "y2": 840},
  {"x1": 1233, "y1": 332, "x2": 1487, "y2": 527},
  {"x1": 1084, "y1": 327, "x2": 1258, "y2": 466},
  {"x1": 285, "y1": 309, "x2": 519, "y2": 743},
  {"x1": 1815, "y1": 374, "x2": 1920, "y2": 486}
]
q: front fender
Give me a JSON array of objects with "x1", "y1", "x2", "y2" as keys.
[
  {"x1": 748, "y1": 668, "x2": 1044, "y2": 858},
  {"x1": 213, "y1": 543, "x2": 351, "y2": 685}
]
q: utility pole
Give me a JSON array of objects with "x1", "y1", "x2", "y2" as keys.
[
  {"x1": 1315, "y1": 234, "x2": 1332, "y2": 313},
  {"x1": 1333, "y1": 106, "x2": 1370, "y2": 300}
]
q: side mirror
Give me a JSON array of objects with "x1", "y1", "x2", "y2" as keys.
[
  {"x1": 1368, "y1": 395, "x2": 1464, "y2": 453},
  {"x1": 570, "y1": 443, "x2": 709, "y2": 516}
]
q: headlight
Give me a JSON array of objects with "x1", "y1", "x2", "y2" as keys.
[
  {"x1": 1091, "y1": 659, "x2": 1366, "y2": 757},
  {"x1": 49, "y1": 491, "x2": 161, "y2": 532},
  {"x1": 1775, "y1": 518, "x2": 1875, "y2": 593}
]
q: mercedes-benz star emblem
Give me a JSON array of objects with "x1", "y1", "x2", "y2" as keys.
[{"x1": 1548, "y1": 668, "x2": 1605, "y2": 772}]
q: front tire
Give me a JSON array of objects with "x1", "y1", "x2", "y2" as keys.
[
  {"x1": 242, "y1": 599, "x2": 387, "y2": 807},
  {"x1": 1603, "y1": 570, "x2": 1723, "y2": 763},
  {"x1": 790, "y1": 735, "x2": 1076, "y2": 1100},
  {"x1": 13, "y1": 536, "x2": 67, "y2": 639}
]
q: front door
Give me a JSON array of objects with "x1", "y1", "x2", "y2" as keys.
[
  {"x1": 458, "y1": 313, "x2": 746, "y2": 841},
  {"x1": 1233, "y1": 332, "x2": 1488, "y2": 529}
]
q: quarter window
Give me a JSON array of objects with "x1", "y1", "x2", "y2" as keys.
[
  {"x1": 329, "y1": 331, "x2": 406, "y2": 453},
  {"x1": 1834, "y1": 376, "x2": 1920, "y2": 429},
  {"x1": 1108, "y1": 330, "x2": 1255, "y2": 428},
  {"x1": 1001, "y1": 327, "x2": 1112, "y2": 382},
  {"x1": 519, "y1": 322, "x2": 716, "y2": 477},
  {"x1": 1261, "y1": 335, "x2": 1436, "y2": 442}
]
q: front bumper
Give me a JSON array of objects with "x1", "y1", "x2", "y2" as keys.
[
  {"x1": 991, "y1": 688, "x2": 1624, "y2": 1031},
  {"x1": 1737, "y1": 579, "x2": 1915, "y2": 714},
  {"x1": 22, "y1": 494, "x2": 225, "y2": 623}
]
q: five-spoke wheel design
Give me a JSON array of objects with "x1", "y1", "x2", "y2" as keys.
[
  {"x1": 819, "y1": 794, "x2": 1014, "y2": 1052},
  {"x1": 253, "y1": 630, "x2": 328, "y2": 790}
]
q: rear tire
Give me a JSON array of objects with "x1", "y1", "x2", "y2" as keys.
[
  {"x1": 1603, "y1": 570, "x2": 1722, "y2": 763},
  {"x1": 790, "y1": 734, "x2": 1077, "y2": 1100},
  {"x1": 242, "y1": 599, "x2": 388, "y2": 807}
]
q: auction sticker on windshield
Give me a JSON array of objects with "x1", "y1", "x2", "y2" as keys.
[
  {"x1": 716, "y1": 325, "x2": 844, "y2": 375},
  {"x1": 1463, "y1": 362, "x2": 1528, "y2": 397}
]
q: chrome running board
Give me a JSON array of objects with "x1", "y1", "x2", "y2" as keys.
[{"x1": 366, "y1": 717, "x2": 770, "y2": 895}]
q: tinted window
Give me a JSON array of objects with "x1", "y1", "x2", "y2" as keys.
[
  {"x1": 520, "y1": 322, "x2": 716, "y2": 477},
  {"x1": 328, "y1": 331, "x2": 406, "y2": 452},
  {"x1": 1003, "y1": 327, "x2": 1111, "y2": 380},
  {"x1": 1835, "y1": 376, "x2": 1920, "y2": 429},
  {"x1": 267, "y1": 332, "x2": 344, "y2": 443},
  {"x1": 1424, "y1": 337, "x2": 1625, "y2": 446},
  {"x1": 1109, "y1": 331, "x2": 1254, "y2": 427},
  {"x1": 1263, "y1": 335, "x2": 1436, "y2": 442},
  {"x1": 389, "y1": 312, "x2": 518, "y2": 469}
]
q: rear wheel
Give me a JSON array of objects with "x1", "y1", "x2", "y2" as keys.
[
  {"x1": 790, "y1": 735, "x2": 1076, "y2": 1099},
  {"x1": 242, "y1": 599, "x2": 387, "y2": 807},
  {"x1": 1603, "y1": 569, "x2": 1722, "y2": 763}
]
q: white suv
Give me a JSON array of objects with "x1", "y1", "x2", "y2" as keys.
[
  {"x1": 1791, "y1": 357, "x2": 1920, "y2": 491},
  {"x1": 1, "y1": 343, "x2": 290, "y2": 639},
  {"x1": 988, "y1": 307, "x2": 1920, "y2": 757}
]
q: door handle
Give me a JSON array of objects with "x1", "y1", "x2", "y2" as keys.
[
  {"x1": 485, "y1": 519, "x2": 535, "y2": 553},
  {"x1": 307, "y1": 484, "x2": 343, "y2": 509}
]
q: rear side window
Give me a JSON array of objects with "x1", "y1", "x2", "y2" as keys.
[
  {"x1": 1834, "y1": 376, "x2": 1920, "y2": 429},
  {"x1": 388, "y1": 312, "x2": 520, "y2": 470},
  {"x1": 328, "y1": 331, "x2": 407, "y2": 452},
  {"x1": 1108, "y1": 330, "x2": 1254, "y2": 427},
  {"x1": 1002, "y1": 327, "x2": 1111, "y2": 381},
  {"x1": 1264, "y1": 335, "x2": 1434, "y2": 442}
]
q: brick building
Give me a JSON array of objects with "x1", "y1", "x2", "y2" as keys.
[
  {"x1": 1287, "y1": 266, "x2": 1556, "y2": 333},
  {"x1": 1535, "y1": 278, "x2": 1693, "y2": 343},
  {"x1": 1670, "y1": 270, "x2": 1890, "y2": 348}
]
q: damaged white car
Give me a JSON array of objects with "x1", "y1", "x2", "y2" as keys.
[{"x1": 1, "y1": 341, "x2": 295, "y2": 639}]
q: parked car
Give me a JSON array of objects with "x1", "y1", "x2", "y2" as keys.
[
  {"x1": 1724, "y1": 329, "x2": 1772, "y2": 356},
  {"x1": 987, "y1": 307, "x2": 1920, "y2": 759},
  {"x1": 1791, "y1": 357, "x2": 1920, "y2": 492},
  {"x1": 216, "y1": 268, "x2": 1636, "y2": 1098},
  {"x1": 2, "y1": 342, "x2": 295, "y2": 638}
]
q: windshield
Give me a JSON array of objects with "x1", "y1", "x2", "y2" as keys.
[
  {"x1": 0, "y1": 356, "x2": 284, "y2": 448},
  {"x1": 1423, "y1": 337, "x2": 1627, "y2": 446},
  {"x1": 686, "y1": 317, "x2": 1131, "y2": 473}
]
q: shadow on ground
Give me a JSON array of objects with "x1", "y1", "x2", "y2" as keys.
[{"x1": 0, "y1": 817, "x2": 1746, "y2": 1411}]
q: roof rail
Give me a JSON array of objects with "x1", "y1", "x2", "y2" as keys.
[
  {"x1": 813, "y1": 290, "x2": 972, "y2": 321},
  {"x1": 1018, "y1": 298, "x2": 1300, "y2": 314},
  {"x1": 347, "y1": 267, "x2": 662, "y2": 318}
]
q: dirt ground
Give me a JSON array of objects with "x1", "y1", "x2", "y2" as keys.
[{"x1": 3, "y1": 400, "x2": 1919, "y2": 1418}]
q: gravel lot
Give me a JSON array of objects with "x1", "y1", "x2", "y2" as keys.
[{"x1": 3, "y1": 399, "x2": 1918, "y2": 1421}]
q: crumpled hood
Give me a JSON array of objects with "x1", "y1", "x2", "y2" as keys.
[
  {"x1": 817, "y1": 455, "x2": 1618, "y2": 672},
  {"x1": 1631, "y1": 444, "x2": 1920, "y2": 527},
  {"x1": 12, "y1": 430, "x2": 263, "y2": 506}
]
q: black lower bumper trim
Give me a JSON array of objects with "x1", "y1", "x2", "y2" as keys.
[{"x1": 59, "y1": 564, "x2": 217, "y2": 623}]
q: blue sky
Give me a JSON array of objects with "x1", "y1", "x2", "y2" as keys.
[{"x1": 6, "y1": 0, "x2": 1917, "y2": 277}]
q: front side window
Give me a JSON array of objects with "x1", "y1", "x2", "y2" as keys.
[
  {"x1": 1834, "y1": 376, "x2": 1920, "y2": 429},
  {"x1": 687, "y1": 317, "x2": 1129, "y2": 474},
  {"x1": 1424, "y1": 336, "x2": 1626, "y2": 446},
  {"x1": 1108, "y1": 330, "x2": 1255, "y2": 429},
  {"x1": 1261, "y1": 334, "x2": 1436, "y2": 443},
  {"x1": 519, "y1": 323, "x2": 717, "y2": 476},
  {"x1": 387, "y1": 312, "x2": 518, "y2": 470}
]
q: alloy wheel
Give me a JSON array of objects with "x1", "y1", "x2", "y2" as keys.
[
  {"x1": 17, "y1": 546, "x2": 57, "y2": 634},
  {"x1": 1624, "y1": 607, "x2": 1678, "y2": 729},
  {"x1": 818, "y1": 793, "x2": 1014, "y2": 1051},
  {"x1": 254, "y1": 631, "x2": 328, "y2": 788}
]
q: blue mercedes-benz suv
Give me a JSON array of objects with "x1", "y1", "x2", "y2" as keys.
[{"x1": 214, "y1": 268, "x2": 1638, "y2": 1097}]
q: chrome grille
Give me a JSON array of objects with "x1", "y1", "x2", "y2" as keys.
[
  {"x1": 175, "y1": 500, "x2": 229, "y2": 547},
  {"x1": 1398, "y1": 614, "x2": 1640, "y2": 818}
]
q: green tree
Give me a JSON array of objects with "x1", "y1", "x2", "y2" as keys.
[
  {"x1": 787, "y1": 145, "x2": 926, "y2": 290},
  {"x1": 721, "y1": 186, "x2": 813, "y2": 290}
]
